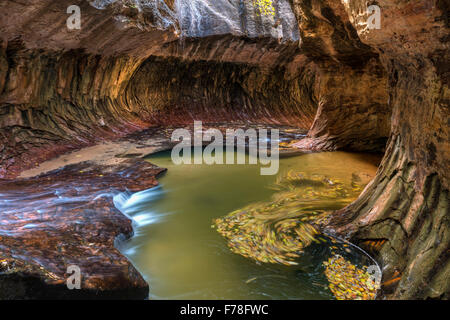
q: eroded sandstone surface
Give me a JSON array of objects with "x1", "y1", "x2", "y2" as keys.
[{"x1": 0, "y1": 0, "x2": 448, "y2": 299}]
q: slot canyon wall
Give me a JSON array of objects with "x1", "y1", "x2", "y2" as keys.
[
  {"x1": 0, "y1": 0, "x2": 390, "y2": 178},
  {"x1": 0, "y1": 0, "x2": 448, "y2": 299},
  {"x1": 310, "y1": 0, "x2": 449, "y2": 299}
]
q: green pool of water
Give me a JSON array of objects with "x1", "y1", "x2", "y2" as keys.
[{"x1": 117, "y1": 150, "x2": 380, "y2": 299}]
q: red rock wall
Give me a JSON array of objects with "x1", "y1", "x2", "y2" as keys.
[
  {"x1": 0, "y1": 0, "x2": 392, "y2": 178},
  {"x1": 0, "y1": 0, "x2": 447, "y2": 299},
  {"x1": 289, "y1": 0, "x2": 449, "y2": 299},
  {"x1": 0, "y1": 1, "x2": 319, "y2": 178}
]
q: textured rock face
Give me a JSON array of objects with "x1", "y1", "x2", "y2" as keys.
[
  {"x1": 290, "y1": 0, "x2": 449, "y2": 299},
  {"x1": 0, "y1": 157, "x2": 163, "y2": 299},
  {"x1": 0, "y1": 0, "x2": 317, "y2": 178},
  {"x1": 176, "y1": 0, "x2": 299, "y2": 40},
  {"x1": 0, "y1": 0, "x2": 448, "y2": 299},
  {"x1": 0, "y1": 0, "x2": 393, "y2": 178},
  {"x1": 289, "y1": 0, "x2": 391, "y2": 151},
  {"x1": 344, "y1": 1, "x2": 449, "y2": 299},
  {"x1": 127, "y1": 54, "x2": 319, "y2": 127},
  {"x1": 0, "y1": 0, "x2": 320, "y2": 298}
]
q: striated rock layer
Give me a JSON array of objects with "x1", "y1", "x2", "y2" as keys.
[
  {"x1": 288, "y1": 0, "x2": 449, "y2": 299},
  {"x1": 0, "y1": 0, "x2": 448, "y2": 299},
  {"x1": 323, "y1": 0, "x2": 449, "y2": 299},
  {"x1": 0, "y1": 0, "x2": 390, "y2": 178}
]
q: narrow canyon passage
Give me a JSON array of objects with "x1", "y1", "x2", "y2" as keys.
[{"x1": 0, "y1": 0, "x2": 448, "y2": 300}]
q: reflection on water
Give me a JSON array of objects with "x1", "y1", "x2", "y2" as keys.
[{"x1": 116, "y1": 150, "x2": 381, "y2": 299}]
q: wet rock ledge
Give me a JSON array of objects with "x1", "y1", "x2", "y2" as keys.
[
  {"x1": 0, "y1": 124, "x2": 304, "y2": 299},
  {"x1": 0, "y1": 129, "x2": 170, "y2": 299}
]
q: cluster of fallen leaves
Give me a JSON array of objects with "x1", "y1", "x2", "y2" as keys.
[
  {"x1": 213, "y1": 171, "x2": 363, "y2": 266},
  {"x1": 213, "y1": 170, "x2": 381, "y2": 299},
  {"x1": 323, "y1": 255, "x2": 380, "y2": 300},
  {"x1": 214, "y1": 207, "x2": 322, "y2": 265}
]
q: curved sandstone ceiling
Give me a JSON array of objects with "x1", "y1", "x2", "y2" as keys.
[
  {"x1": 0, "y1": 0, "x2": 391, "y2": 178},
  {"x1": 0, "y1": 0, "x2": 448, "y2": 299}
]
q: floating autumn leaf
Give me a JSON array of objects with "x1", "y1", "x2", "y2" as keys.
[
  {"x1": 213, "y1": 172, "x2": 365, "y2": 265},
  {"x1": 323, "y1": 255, "x2": 380, "y2": 300}
]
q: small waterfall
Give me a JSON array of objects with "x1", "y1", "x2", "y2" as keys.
[{"x1": 114, "y1": 186, "x2": 168, "y2": 229}]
